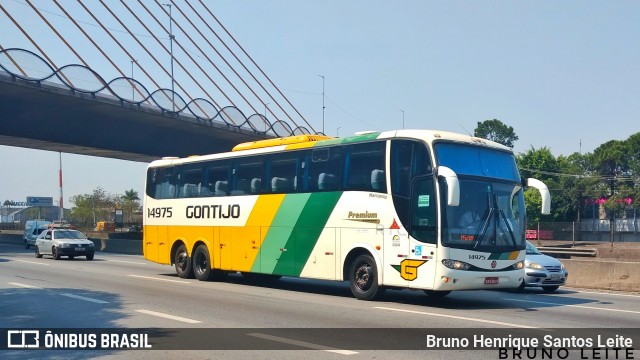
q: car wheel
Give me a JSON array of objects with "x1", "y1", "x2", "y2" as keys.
[
  {"x1": 348, "y1": 254, "x2": 385, "y2": 300},
  {"x1": 174, "y1": 244, "x2": 194, "y2": 279},
  {"x1": 516, "y1": 280, "x2": 525, "y2": 292},
  {"x1": 35, "y1": 246, "x2": 42, "y2": 258},
  {"x1": 25, "y1": 240, "x2": 30, "y2": 249},
  {"x1": 542, "y1": 285, "x2": 559, "y2": 292},
  {"x1": 192, "y1": 244, "x2": 213, "y2": 281},
  {"x1": 86, "y1": 253, "x2": 94, "y2": 261},
  {"x1": 52, "y1": 247, "x2": 60, "y2": 260}
]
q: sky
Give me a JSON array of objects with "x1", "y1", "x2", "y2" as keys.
[{"x1": 0, "y1": 0, "x2": 638, "y2": 208}]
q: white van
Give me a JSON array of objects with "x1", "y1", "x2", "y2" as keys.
[{"x1": 24, "y1": 220, "x2": 52, "y2": 249}]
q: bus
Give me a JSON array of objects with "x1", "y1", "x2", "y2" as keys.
[{"x1": 143, "y1": 130, "x2": 550, "y2": 300}]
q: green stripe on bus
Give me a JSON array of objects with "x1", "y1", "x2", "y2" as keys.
[
  {"x1": 253, "y1": 193, "x2": 311, "y2": 274},
  {"x1": 272, "y1": 192, "x2": 343, "y2": 276},
  {"x1": 316, "y1": 132, "x2": 381, "y2": 146}
]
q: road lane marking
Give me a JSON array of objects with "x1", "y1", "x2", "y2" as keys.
[
  {"x1": 505, "y1": 298, "x2": 640, "y2": 315},
  {"x1": 61, "y1": 293, "x2": 109, "y2": 304},
  {"x1": 9, "y1": 282, "x2": 42, "y2": 289},
  {"x1": 106, "y1": 259, "x2": 147, "y2": 265},
  {"x1": 128, "y1": 274, "x2": 190, "y2": 284},
  {"x1": 136, "y1": 309, "x2": 201, "y2": 324},
  {"x1": 248, "y1": 333, "x2": 358, "y2": 355},
  {"x1": 374, "y1": 306, "x2": 536, "y2": 328},
  {"x1": 574, "y1": 289, "x2": 640, "y2": 298},
  {"x1": 13, "y1": 259, "x2": 49, "y2": 266}
]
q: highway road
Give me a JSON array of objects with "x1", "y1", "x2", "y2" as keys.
[{"x1": 1, "y1": 242, "x2": 639, "y2": 360}]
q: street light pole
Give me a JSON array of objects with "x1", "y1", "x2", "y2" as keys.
[
  {"x1": 318, "y1": 75, "x2": 325, "y2": 134},
  {"x1": 337, "y1": 126, "x2": 342, "y2": 137},
  {"x1": 130, "y1": 59, "x2": 138, "y2": 101},
  {"x1": 163, "y1": 3, "x2": 175, "y2": 111},
  {"x1": 401, "y1": 110, "x2": 405, "y2": 130}
]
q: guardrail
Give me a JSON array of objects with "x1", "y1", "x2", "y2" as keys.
[{"x1": 537, "y1": 246, "x2": 598, "y2": 257}]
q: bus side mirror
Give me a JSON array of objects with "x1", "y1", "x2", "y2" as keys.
[
  {"x1": 437, "y1": 166, "x2": 459, "y2": 207},
  {"x1": 526, "y1": 178, "x2": 551, "y2": 215}
]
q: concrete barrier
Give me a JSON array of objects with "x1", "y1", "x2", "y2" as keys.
[{"x1": 563, "y1": 259, "x2": 640, "y2": 292}]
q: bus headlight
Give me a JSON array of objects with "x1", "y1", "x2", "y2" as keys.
[
  {"x1": 511, "y1": 261, "x2": 524, "y2": 270},
  {"x1": 442, "y1": 259, "x2": 471, "y2": 271}
]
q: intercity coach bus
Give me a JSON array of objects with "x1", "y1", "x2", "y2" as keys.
[{"x1": 143, "y1": 130, "x2": 550, "y2": 300}]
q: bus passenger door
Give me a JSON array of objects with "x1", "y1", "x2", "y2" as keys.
[{"x1": 407, "y1": 177, "x2": 437, "y2": 290}]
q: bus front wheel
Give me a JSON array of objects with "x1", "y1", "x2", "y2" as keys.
[
  {"x1": 348, "y1": 254, "x2": 384, "y2": 300},
  {"x1": 193, "y1": 244, "x2": 212, "y2": 281},
  {"x1": 174, "y1": 244, "x2": 194, "y2": 279}
]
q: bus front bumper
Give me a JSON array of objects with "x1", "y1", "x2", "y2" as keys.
[{"x1": 434, "y1": 269, "x2": 524, "y2": 291}]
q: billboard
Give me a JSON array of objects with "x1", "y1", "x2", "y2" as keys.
[{"x1": 26, "y1": 197, "x2": 53, "y2": 207}]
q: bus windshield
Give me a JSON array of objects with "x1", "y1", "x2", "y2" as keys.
[
  {"x1": 434, "y1": 142, "x2": 525, "y2": 252},
  {"x1": 440, "y1": 179, "x2": 526, "y2": 252},
  {"x1": 434, "y1": 142, "x2": 520, "y2": 182}
]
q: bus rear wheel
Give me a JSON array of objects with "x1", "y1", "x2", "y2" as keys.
[
  {"x1": 193, "y1": 244, "x2": 212, "y2": 281},
  {"x1": 174, "y1": 244, "x2": 194, "y2": 279},
  {"x1": 348, "y1": 254, "x2": 384, "y2": 300}
]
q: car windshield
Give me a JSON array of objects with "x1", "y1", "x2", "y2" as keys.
[
  {"x1": 55, "y1": 230, "x2": 86, "y2": 239},
  {"x1": 526, "y1": 241, "x2": 542, "y2": 255}
]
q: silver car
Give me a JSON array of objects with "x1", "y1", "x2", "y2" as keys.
[
  {"x1": 34, "y1": 227, "x2": 95, "y2": 260},
  {"x1": 521, "y1": 241, "x2": 568, "y2": 292}
]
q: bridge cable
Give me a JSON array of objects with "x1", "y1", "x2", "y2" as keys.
[
  {"x1": 177, "y1": 0, "x2": 300, "y2": 131},
  {"x1": 0, "y1": 2, "x2": 73, "y2": 85},
  {"x1": 51, "y1": 0, "x2": 155, "y2": 101},
  {"x1": 98, "y1": 0, "x2": 215, "y2": 118},
  {"x1": 197, "y1": 0, "x2": 317, "y2": 133},
  {"x1": 164, "y1": 0, "x2": 275, "y2": 128}
]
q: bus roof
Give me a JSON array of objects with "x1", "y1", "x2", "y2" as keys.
[{"x1": 148, "y1": 129, "x2": 510, "y2": 167}]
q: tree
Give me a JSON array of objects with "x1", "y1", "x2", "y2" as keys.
[
  {"x1": 474, "y1": 119, "x2": 519, "y2": 148},
  {"x1": 120, "y1": 189, "x2": 141, "y2": 225},
  {"x1": 67, "y1": 187, "x2": 117, "y2": 227}
]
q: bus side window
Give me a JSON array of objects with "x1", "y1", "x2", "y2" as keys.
[
  {"x1": 309, "y1": 147, "x2": 341, "y2": 192},
  {"x1": 411, "y1": 177, "x2": 437, "y2": 244},
  {"x1": 204, "y1": 162, "x2": 231, "y2": 197},
  {"x1": 342, "y1": 142, "x2": 386, "y2": 192},
  {"x1": 149, "y1": 167, "x2": 176, "y2": 199},
  {"x1": 233, "y1": 157, "x2": 262, "y2": 195},
  {"x1": 177, "y1": 164, "x2": 203, "y2": 198},
  {"x1": 267, "y1": 152, "x2": 299, "y2": 193}
]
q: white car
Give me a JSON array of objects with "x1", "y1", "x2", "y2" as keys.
[
  {"x1": 521, "y1": 241, "x2": 568, "y2": 292},
  {"x1": 35, "y1": 227, "x2": 95, "y2": 260}
]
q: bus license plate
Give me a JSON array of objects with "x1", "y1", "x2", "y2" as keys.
[{"x1": 484, "y1": 277, "x2": 499, "y2": 285}]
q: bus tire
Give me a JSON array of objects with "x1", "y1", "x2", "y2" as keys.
[
  {"x1": 348, "y1": 254, "x2": 384, "y2": 300},
  {"x1": 174, "y1": 244, "x2": 194, "y2": 279},
  {"x1": 193, "y1": 244, "x2": 212, "y2": 281}
]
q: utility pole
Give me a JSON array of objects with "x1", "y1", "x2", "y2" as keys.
[
  {"x1": 318, "y1": 75, "x2": 325, "y2": 134},
  {"x1": 163, "y1": 3, "x2": 175, "y2": 111},
  {"x1": 401, "y1": 110, "x2": 405, "y2": 129},
  {"x1": 58, "y1": 152, "x2": 63, "y2": 222}
]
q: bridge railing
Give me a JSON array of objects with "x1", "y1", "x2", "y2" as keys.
[{"x1": 0, "y1": 47, "x2": 319, "y2": 138}]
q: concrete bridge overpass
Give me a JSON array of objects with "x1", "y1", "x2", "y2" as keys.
[{"x1": 0, "y1": 70, "x2": 273, "y2": 163}]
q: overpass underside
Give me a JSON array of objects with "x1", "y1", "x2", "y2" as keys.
[{"x1": 0, "y1": 72, "x2": 267, "y2": 163}]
